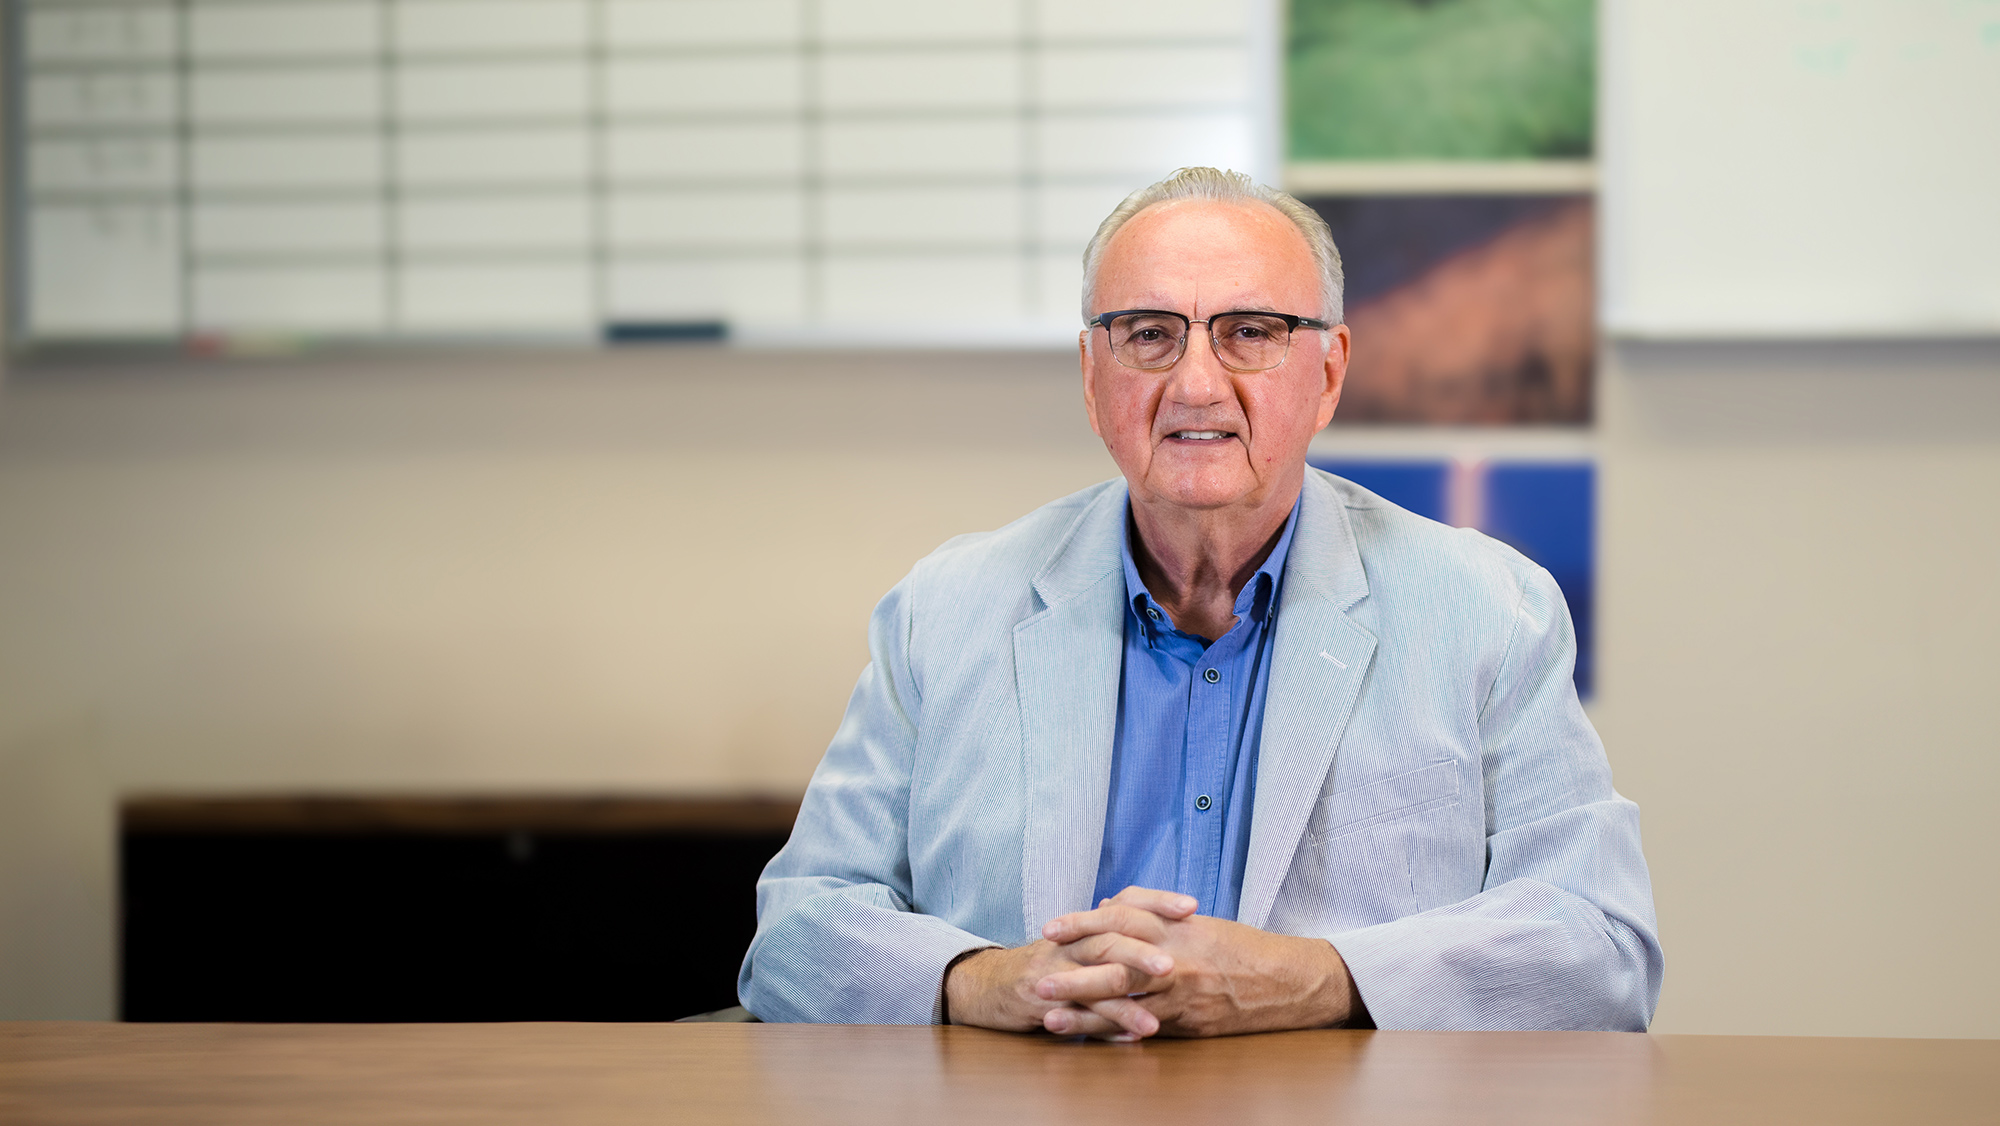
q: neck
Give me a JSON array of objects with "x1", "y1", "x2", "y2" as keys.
[{"x1": 1128, "y1": 480, "x2": 1300, "y2": 643}]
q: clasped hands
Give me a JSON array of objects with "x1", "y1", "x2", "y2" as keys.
[{"x1": 944, "y1": 886, "x2": 1365, "y2": 1041}]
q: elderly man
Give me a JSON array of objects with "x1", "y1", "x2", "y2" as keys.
[{"x1": 738, "y1": 168, "x2": 1661, "y2": 1038}]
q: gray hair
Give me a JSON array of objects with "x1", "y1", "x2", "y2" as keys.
[{"x1": 1080, "y1": 166, "x2": 1345, "y2": 327}]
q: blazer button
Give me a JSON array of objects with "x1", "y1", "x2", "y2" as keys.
[
  {"x1": 1195, "y1": 794, "x2": 1212, "y2": 811},
  {"x1": 1203, "y1": 668, "x2": 1220, "y2": 683}
]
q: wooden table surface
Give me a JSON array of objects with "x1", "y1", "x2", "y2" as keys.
[{"x1": 3, "y1": 1022, "x2": 1994, "y2": 1125}]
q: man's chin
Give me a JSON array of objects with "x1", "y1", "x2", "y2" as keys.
[{"x1": 1136, "y1": 472, "x2": 1263, "y2": 514}]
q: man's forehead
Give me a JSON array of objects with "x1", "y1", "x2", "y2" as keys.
[
  {"x1": 1112, "y1": 197, "x2": 1300, "y2": 248},
  {"x1": 1098, "y1": 198, "x2": 1317, "y2": 304}
]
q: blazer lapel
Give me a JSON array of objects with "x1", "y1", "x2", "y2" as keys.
[
  {"x1": 1015, "y1": 483, "x2": 1129, "y2": 937},
  {"x1": 1238, "y1": 471, "x2": 1378, "y2": 930}
]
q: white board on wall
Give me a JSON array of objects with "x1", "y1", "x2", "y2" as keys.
[
  {"x1": 1601, "y1": 0, "x2": 2000, "y2": 338},
  {"x1": 17, "y1": 0, "x2": 1276, "y2": 348}
]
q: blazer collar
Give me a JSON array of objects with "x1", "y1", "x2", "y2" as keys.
[
  {"x1": 1030, "y1": 480, "x2": 1129, "y2": 610},
  {"x1": 1282, "y1": 468, "x2": 1371, "y2": 613}
]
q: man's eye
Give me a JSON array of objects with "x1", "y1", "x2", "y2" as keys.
[
  {"x1": 1134, "y1": 328, "x2": 1163, "y2": 342},
  {"x1": 1231, "y1": 324, "x2": 1272, "y2": 340}
]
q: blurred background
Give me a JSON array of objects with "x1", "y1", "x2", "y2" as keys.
[{"x1": 1, "y1": 0, "x2": 1995, "y2": 1035}]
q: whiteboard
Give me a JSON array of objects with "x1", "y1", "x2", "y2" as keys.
[
  {"x1": 1601, "y1": 0, "x2": 2000, "y2": 338},
  {"x1": 16, "y1": 0, "x2": 1274, "y2": 347}
]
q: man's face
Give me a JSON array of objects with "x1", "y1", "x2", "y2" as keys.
[{"x1": 1080, "y1": 199, "x2": 1350, "y2": 517}]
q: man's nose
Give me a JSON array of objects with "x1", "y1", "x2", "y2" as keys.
[{"x1": 1166, "y1": 327, "x2": 1231, "y2": 404}]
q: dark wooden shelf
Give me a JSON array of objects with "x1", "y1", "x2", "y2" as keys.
[
  {"x1": 121, "y1": 794, "x2": 802, "y2": 835},
  {"x1": 119, "y1": 793, "x2": 802, "y2": 1022}
]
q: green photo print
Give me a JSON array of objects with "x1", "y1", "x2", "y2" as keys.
[{"x1": 1289, "y1": 0, "x2": 1595, "y2": 160}]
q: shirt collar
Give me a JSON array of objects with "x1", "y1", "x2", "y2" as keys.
[{"x1": 1121, "y1": 495, "x2": 1303, "y2": 644}]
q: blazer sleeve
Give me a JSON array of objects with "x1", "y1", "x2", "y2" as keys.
[
  {"x1": 737, "y1": 577, "x2": 997, "y2": 1024},
  {"x1": 1327, "y1": 565, "x2": 1665, "y2": 1031}
]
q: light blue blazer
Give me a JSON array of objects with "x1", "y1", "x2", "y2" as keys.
[{"x1": 741, "y1": 470, "x2": 1663, "y2": 1030}]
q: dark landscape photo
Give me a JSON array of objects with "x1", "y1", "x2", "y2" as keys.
[{"x1": 1310, "y1": 194, "x2": 1593, "y2": 425}]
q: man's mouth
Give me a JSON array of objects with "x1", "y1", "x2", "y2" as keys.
[{"x1": 1168, "y1": 430, "x2": 1234, "y2": 441}]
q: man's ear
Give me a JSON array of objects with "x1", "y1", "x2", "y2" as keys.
[
  {"x1": 1315, "y1": 324, "x2": 1351, "y2": 432},
  {"x1": 1079, "y1": 330, "x2": 1104, "y2": 438}
]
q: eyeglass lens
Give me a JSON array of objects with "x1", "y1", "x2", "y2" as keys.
[{"x1": 1107, "y1": 313, "x2": 1295, "y2": 372}]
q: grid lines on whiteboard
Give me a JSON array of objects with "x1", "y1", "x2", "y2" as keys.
[{"x1": 17, "y1": 0, "x2": 1258, "y2": 343}]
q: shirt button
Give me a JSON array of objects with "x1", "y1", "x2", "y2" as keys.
[
  {"x1": 1146, "y1": 607, "x2": 1160, "y2": 621},
  {"x1": 1195, "y1": 794, "x2": 1212, "y2": 811},
  {"x1": 1203, "y1": 668, "x2": 1220, "y2": 683}
]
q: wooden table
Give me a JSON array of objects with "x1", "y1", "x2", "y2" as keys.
[{"x1": 3, "y1": 1023, "x2": 1994, "y2": 1125}]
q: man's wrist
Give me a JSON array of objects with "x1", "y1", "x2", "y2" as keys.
[
  {"x1": 1322, "y1": 940, "x2": 1371, "y2": 1028},
  {"x1": 938, "y1": 945, "x2": 999, "y2": 1026},
  {"x1": 1299, "y1": 938, "x2": 1369, "y2": 1029}
]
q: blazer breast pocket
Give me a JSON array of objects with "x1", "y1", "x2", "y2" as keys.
[
  {"x1": 1309, "y1": 760, "x2": 1461, "y2": 846},
  {"x1": 1282, "y1": 760, "x2": 1464, "y2": 930}
]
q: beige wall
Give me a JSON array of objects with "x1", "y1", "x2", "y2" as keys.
[
  {"x1": 1, "y1": 343, "x2": 1996, "y2": 1037},
  {"x1": 1590, "y1": 342, "x2": 2000, "y2": 1038}
]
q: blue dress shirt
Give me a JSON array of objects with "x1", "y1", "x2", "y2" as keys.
[{"x1": 1091, "y1": 498, "x2": 1301, "y2": 920}]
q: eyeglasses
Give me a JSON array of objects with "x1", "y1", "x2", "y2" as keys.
[{"x1": 1088, "y1": 309, "x2": 1332, "y2": 373}]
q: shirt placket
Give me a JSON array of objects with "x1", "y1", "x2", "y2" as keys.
[{"x1": 1179, "y1": 626, "x2": 1245, "y2": 909}]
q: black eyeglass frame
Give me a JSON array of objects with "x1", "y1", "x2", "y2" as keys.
[{"x1": 1087, "y1": 308, "x2": 1334, "y2": 373}]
